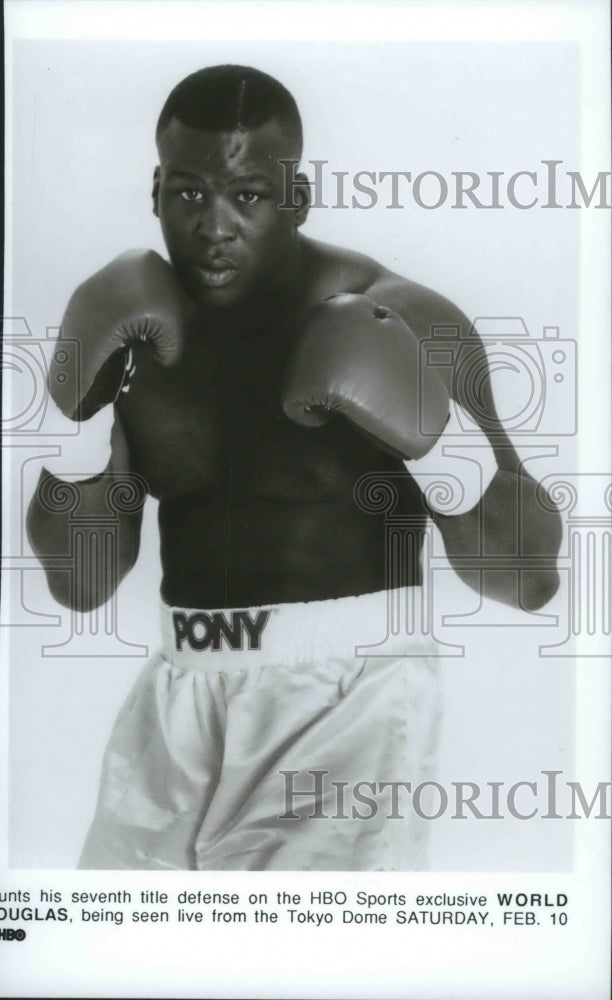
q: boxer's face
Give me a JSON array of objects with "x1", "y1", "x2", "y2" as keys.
[{"x1": 154, "y1": 118, "x2": 308, "y2": 307}]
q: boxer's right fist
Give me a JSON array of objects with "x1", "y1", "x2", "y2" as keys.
[{"x1": 49, "y1": 249, "x2": 189, "y2": 420}]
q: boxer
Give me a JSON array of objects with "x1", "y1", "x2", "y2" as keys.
[{"x1": 27, "y1": 66, "x2": 562, "y2": 870}]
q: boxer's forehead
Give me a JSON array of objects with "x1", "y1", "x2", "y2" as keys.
[{"x1": 157, "y1": 118, "x2": 296, "y2": 184}]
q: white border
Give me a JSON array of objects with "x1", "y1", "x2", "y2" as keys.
[{"x1": 2, "y1": 2, "x2": 610, "y2": 998}]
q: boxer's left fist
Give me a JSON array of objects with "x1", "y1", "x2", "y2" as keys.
[{"x1": 281, "y1": 293, "x2": 450, "y2": 459}]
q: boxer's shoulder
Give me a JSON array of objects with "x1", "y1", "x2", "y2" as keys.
[
  {"x1": 302, "y1": 238, "x2": 472, "y2": 341},
  {"x1": 300, "y1": 237, "x2": 383, "y2": 301}
]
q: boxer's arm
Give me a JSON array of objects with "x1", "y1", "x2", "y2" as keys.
[
  {"x1": 364, "y1": 274, "x2": 563, "y2": 611},
  {"x1": 26, "y1": 410, "x2": 145, "y2": 611},
  {"x1": 27, "y1": 250, "x2": 186, "y2": 609}
]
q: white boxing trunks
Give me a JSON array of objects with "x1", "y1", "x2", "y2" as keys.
[{"x1": 79, "y1": 588, "x2": 442, "y2": 871}]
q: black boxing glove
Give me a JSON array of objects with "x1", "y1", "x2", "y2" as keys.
[
  {"x1": 281, "y1": 292, "x2": 450, "y2": 459},
  {"x1": 49, "y1": 249, "x2": 190, "y2": 420}
]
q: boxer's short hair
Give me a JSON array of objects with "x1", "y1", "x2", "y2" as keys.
[{"x1": 156, "y1": 65, "x2": 303, "y2": 155}]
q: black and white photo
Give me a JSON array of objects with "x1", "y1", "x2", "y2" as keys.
[{"x1": 2, "y1": 1, "x2": 610, "y2": 997}]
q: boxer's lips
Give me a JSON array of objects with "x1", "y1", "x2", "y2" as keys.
[{"x1": 191, "y1": 261, "x2": 240, "y2": 288}]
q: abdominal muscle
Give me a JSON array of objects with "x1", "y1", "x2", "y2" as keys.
[{"x1": 158, "y1": 485, "x2": 427, "y2": 610}]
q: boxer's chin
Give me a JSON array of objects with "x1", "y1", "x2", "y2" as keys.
[{"x1": 181, "y1": 267, "x2": 247, "y2": 308}]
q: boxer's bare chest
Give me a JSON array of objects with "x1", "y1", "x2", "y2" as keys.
[
  {"x1": 115, "y1": 311, "x2": 380, "y2": 502},
  {"x1": 114, "y1": 251, "x2": 429, "y2": 604}
]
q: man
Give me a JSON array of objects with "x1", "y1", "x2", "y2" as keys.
[{"x1": 27, "y1": 65, "x2": 562, "y2": 871}]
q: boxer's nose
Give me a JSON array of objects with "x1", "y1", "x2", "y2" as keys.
[{"x1": 194, "y1": 196, "x2": 237, "y2": 244}]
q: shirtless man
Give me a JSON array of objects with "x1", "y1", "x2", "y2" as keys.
[{"x1": 27, "y1": 65, "x2": 562, "y2": 871}]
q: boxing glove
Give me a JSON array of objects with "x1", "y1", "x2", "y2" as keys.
[
  {"x1": 281, "y1": 293, "x2": 450, "y2": 459},
  {"x1": 49, "y1": 249, "x2": 190, "y2": 420}
]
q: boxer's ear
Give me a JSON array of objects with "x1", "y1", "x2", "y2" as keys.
[
  {"x1": 152, "y1": 167, "x2": 160, "y2": 218},
  {"x1": 292, "y1": 171, "x2": 310, "y2": 228}
]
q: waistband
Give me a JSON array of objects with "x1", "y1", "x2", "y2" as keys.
[{"x1": 161, "y1": 587, "x2": 437, "y2": 672}]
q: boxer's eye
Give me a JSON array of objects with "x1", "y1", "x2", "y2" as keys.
[
  {"x1": 180, "y1": 190, "x2": 204, "y2": 202},
  {"x1": 236, "y1": 191, "x2": 260, "y2": 204}
]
